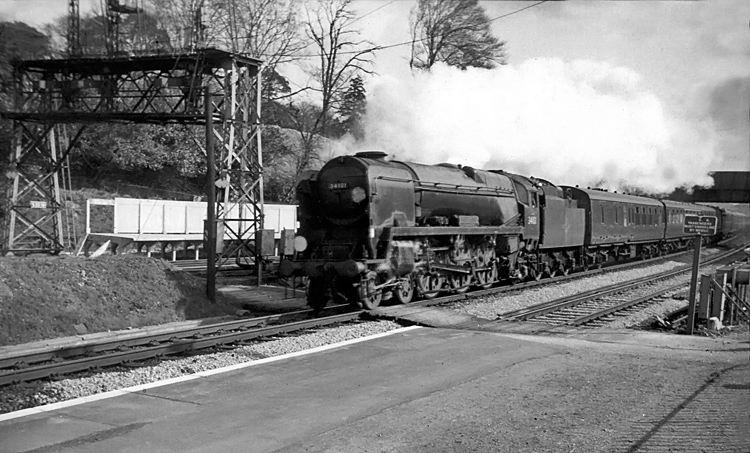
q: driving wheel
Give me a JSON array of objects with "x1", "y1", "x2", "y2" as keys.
[
  {"x1": 394, "y1": 277, "x2": 414, "y2": 304},
  {"x1": 417, "y1": 272, "x2": 444, "y2": 299}
]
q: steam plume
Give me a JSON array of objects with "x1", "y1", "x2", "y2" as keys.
[{"x1": 335, "y1": 59, "x2": 721, "y2": 193}]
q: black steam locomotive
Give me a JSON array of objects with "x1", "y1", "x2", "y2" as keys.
[{"x1": 278, "y1": 151, "x2": 749, "y2": 310}]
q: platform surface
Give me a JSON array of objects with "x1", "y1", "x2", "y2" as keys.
[{"x1": 1, "y1": 328, "x2": 748, "y2": 453}]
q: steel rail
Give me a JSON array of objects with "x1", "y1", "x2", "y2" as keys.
[
  {"x1": 0, "y1": 312, "x2": 361, "y2": 386},
  {"x1": 499, "y1": 245, "x2": 745, "y2": 325},
  {"x1": 0, "y1": 304, "x2": 352, "y2": 370},
  {"x1": 0, "y1": 245, "x2": 698, "y2": 375},
  {"x1": 497, "y1": 273, "x2": 683, "y2": 321},
  {"x1": 567, "y1": 281, "x2": 689, "y2": 326}
]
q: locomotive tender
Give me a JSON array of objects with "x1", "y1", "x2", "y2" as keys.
[{"x1": 278, "y1": 151, "x2": 749, "y2": 310}]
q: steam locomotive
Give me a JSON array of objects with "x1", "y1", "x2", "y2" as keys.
[{"x1": 278, "y1": 151, "x2": 749, "y2": 310}]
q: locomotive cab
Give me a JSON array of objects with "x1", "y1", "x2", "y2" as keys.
[{"x1": 490, "y1": 171, "x2": 541, "y2": 247}]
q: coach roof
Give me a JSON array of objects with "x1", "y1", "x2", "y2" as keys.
[{"x1": 563, "y1": 186, "x2": 663, "y2": 207}]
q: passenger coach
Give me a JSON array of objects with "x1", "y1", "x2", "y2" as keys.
[{"x1": 564, "y1": 187, "x2": 665, "y2": 261}]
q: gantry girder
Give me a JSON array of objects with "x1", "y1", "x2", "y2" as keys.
[{"x1": 1, "y1": 49, "x2": 264, "y2": 286}]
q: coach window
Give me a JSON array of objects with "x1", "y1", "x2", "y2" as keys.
[
  {"x1": 601, "y1": 205, "x2": 605, "y2": 224},
  {"x1": 615, "y1": 205, "x2": 619, "y2": 224}
]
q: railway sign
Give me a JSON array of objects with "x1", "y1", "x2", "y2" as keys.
[{"x1": 683, "y1": 215, "x2": 717, "y2": 235}]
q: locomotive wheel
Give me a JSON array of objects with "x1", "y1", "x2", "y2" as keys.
[
  {"x1": 449, "y1": 273, "x2": 472, "y2": 293},
  {"x1": 516, "y1": 265, "x2": 529, "y2": 282},
  {"x1": 417, "y1": 273, "x2": 444, "y2": 299},
  {"x1": 545, "y1": 264, "x2": 557, "y2": 278},
  {"x1": 394, "y1": 278, "x2": 414, "y2": 304},
  {"x1": 332, "y1": 277, "x2": 360, "y2": 308},
  {"x1": 306, "y1": 277, "x2": 328, "y2": 311},
  {"x1": 560, "y1": 263, "x2": 570, "y2": 276},
  {"x1": 474, "y1": 266, "x2": 497, "y2": 289},
  {"x1": 359, "y1": 273, "x2": 382, "y2": 310},
  {"x1": 530, "y1": 268, "x2": 543, "y2": 281}
]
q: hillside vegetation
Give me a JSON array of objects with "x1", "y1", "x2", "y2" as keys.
[{"x1": 0, "y1": 254, "x2": 237, "y2": 346}]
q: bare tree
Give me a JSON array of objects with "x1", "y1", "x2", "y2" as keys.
[
  {"x1": 211, "y1": 0, "x2": 306, "y2": 72},
  {"x1": 303, "y1": 0, "x2": 376, "y2": 139},
  {"x1": 410, "y1": 0, "x2": 507, "y2": 71},
  {"x1": 270, "y1": 0, "x2": 377, "y2": 202},
  {"x1": 148, "y1": 0, "x2": 214, "y2": 50}
]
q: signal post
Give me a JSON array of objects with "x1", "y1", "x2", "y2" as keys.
[{"x1": 683, "y1": 215, "x2": 718, "y2": 334}]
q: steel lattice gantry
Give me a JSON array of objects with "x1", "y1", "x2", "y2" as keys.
[{"x1": 1, "y1": 49, "x2": 264, "y2": 288}]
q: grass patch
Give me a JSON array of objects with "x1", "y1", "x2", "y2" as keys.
[{"x1": 0, "y1": 254, "x2": 237, "y2": 346}]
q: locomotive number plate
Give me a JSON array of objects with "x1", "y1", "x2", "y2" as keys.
[{"x1": 329, "y1": 182, "x2": 349, "y2": 190}]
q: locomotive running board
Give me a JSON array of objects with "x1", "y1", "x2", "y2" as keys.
[{"x1": 386, "y1": 225, "x2": 523, "y2": 237}]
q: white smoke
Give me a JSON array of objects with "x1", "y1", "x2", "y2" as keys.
[{"x1": 333, "y1": 59, "x2": 716, "y2": 193}]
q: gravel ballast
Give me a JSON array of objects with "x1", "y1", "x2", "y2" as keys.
[{"x1": 451, "y1": 261, "x2": 687, "y2": 320}]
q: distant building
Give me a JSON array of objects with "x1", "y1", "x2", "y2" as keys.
[{"x1": 669, "y1": 171, "x2": 749, "y2": 203}]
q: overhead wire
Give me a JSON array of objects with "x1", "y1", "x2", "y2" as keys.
[
  {"x1": 489, "y1": 0, "x2": 549, "y2": 22},
  {"x1": 350, "y1": 0, "x2": 398, "y2": 25}
]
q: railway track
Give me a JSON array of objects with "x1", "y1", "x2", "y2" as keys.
[
  {"x1": 0, "y1": 245, "x2": 733, "y2": 386},
  {"x1": 0, "y1": 305, "x2": 360, "y2": 387},
  {"x1": 497, "y1": 246, "x2": 745, "y2": 329}
]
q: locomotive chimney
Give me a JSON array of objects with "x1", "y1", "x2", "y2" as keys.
[{"x1": 355, "y1": 151, "x2": 388, "y2": 160}]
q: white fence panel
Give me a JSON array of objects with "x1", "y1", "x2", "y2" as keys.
[
  {"x1": 114, "y1": 198, "x2": 141, "y2": 234},
  {"x1": 164, "y1": 202, "x2": 188, "y2": 234},
  {"x1": 139, "y1": 200, "x2": 165, "y2": 234},
  {"x1": 110, "y1": 198, "x2": 296, "y2": 239},
  {"x1": 186, "y1": 204, "x2": 206, "y2": 234}
]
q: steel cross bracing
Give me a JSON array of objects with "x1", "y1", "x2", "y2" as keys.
[{"x1": 1, "y1": 49, "x2": 264, "y2": 274}]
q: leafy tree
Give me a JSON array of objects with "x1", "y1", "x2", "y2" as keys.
[
  {"x1": 72, "y1": 123, "x2": 205, "y2": 193},
  {"x1": 0, "y1": 22, "x2": 52, "y2": 109},
  {"x1": 262, "y1": 68, "x2": 295, "y2": 128},
  {"x1": 261, "y1": 126, "x2": 299, "y2": 203},
  {"x1": 410, "y1": 0, "x2": 507, "y2": 71},
  {"x1": 337, "y1": 75, "x2": 366, "y2": 140}
]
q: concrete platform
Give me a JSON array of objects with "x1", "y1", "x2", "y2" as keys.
[
  {"x1": 2, "y1": 326, "x2": 748, "y2": 453},
  {"x1": 0, "y1": 327, "x2": 551, "y2": 452}
]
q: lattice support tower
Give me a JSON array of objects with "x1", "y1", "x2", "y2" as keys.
[{"x1": 1, "y1": 49, "x2": 264, "y2": 286}]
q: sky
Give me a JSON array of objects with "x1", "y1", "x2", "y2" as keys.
[{"x1": 1, "y1": 0, "x2": 749, "y2": 193}]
